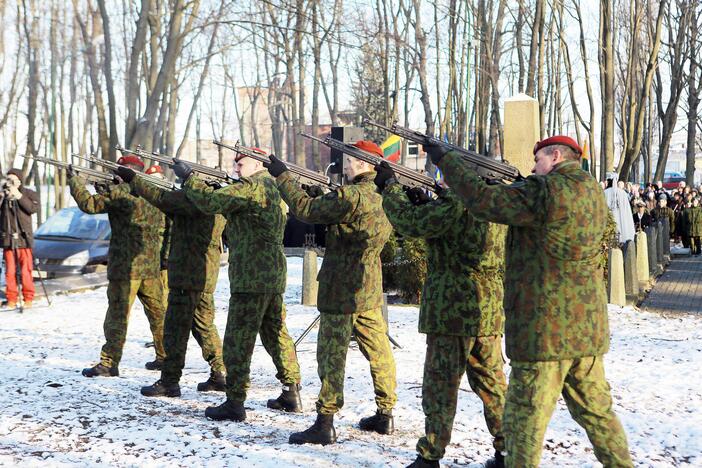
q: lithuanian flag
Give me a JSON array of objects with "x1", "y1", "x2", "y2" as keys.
[
  {"x1": 381, "y1": 135, "x2": 401, "y2": 163},
  {"x1": 581, "y1": 139, "x2": 589, "y2": 172}
]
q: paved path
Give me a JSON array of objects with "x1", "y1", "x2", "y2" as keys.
[{"x1": 640, "y1": 254, "x2": 702, "y2": 315}]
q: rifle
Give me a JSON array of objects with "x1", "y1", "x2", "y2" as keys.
[
  {"x1": 115, "y1": 145, "x2": 236, "y2": 183},
  {"x1": 24, "y1": 155, "x2": 114, "y2": 183},
  {"x1": 299, "y1": 132, "x2": 438, "y2": 191},
  {"x1": 213, "y1": 140, "x2": 339, "y2": 189},
  {"x1": 363, "y1": 119, "x2": 523, "y2": 182},
  {"x1": 73, "y1": 154, "x2": 176, "y2": 191}
]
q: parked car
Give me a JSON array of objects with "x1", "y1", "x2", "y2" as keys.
[
  {"x1": 662, "y1": 172, "x2": 686, "y2": 190},
  {"x1": 32, "y1": 207, "x2": 110, "y2": 278}
]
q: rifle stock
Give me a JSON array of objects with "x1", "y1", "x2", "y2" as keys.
[
  {"x1": 213, "y1": 140, "x2": 338, "y2": 189},
  {"x1": 299, "y1": 132, "x2": 438, "y2": 191},
  {"x1": 363, "y1": 119, "x2": 523, "y2": 182}
]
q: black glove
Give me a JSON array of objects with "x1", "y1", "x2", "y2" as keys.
[
  {"x1": 172, "y1": 160, "x2": 193, "y2": 181},
  {"x1": 406, "y1": 187, "x2": 431, "y2": 205},
  {"x1": 112, "y1": 174, "x2": 123, "y2": 185},
  {"x1": 373, "y1": 161, "x2": 396, "y2": 191},
  {"x1": 424, "y1": 140, "x2": 451, "y2": 165},
  {"x1": 305, "y1": 185, "x2": 324, "y2": 197},
  {"x1": 205, "y1": 180, "x2": 223, "y2": 190},
  {"x1": 265, "y1": 155, "x2": 288, "y2": 178},
  {"x1": 93, "y1": 182, "x2": 108, "y2": 194},
  {"x1": 115, "y1": 166, "x2": 136, "y2": 183},
  {"x1": 66, "y1": 165, "x2": 76, "y2": 179}
]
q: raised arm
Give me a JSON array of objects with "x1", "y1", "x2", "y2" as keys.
[
  {"x1": 275, "y1": 171, "x2": 356, "y2": 224},
  {"x1": 381, "y1": 184, "x2": 463, "y2": 239},
  {"x1": 183, "y1": 175, "x2": 257, "y2": 215},
  {"x1": 437, "y1": 151, "x2": 547, "y2": 227},
  {"x1": 68, "y1": 176, "x2": 111, "y2": 214},
  {"x1": 132, "y1": 177, "x2": 198, "y2": 216}
]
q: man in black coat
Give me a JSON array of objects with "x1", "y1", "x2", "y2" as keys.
[
  {"x1": 0, "y1": 168, "x2": 40, "y2": 308},
  {"x1": 632, "y1": 201, "x2": 651, "y2": 232}
]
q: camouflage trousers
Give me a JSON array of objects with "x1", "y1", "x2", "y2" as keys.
[
  {"x1": 160, "y1": 270, "x2": 169, "y2": 308},
  {"x1": 417, "y1": 334, "x2": 507, "y2": 461},
  {"x1": 223, "y1": 293, "x2": 300, "y2": 403},
  {"x1": 100, "y1": 278, "x2": 165, "y2": 368},
  {"x1": 504, "y1": 357, "x2": 633, "y2": 468},
  {"x1": 316, "y1": 308, "x2": 397, "y2": 415},
  {"x1": 160, "y1": 289, "x2": 225, "y2": 385}
]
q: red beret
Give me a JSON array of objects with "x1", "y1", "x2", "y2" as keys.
[
  {"x1": 117, "y1": 155, "x2": 145, "y2": 169},
  {"x1": 145, "y1": 165, "x2": 163, "y2": 175},
  {"x1": 353, "y1": 140, "x2": 384, "y2": 158},
  {"x1": 235, "y1": 147, "x2": 267, "y2": 162},
  {"x1": 533, "y1": 136, "x2": 582, "y2": 155}
]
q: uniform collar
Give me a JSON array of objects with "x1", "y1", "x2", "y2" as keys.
[{"x1": 352, "y1": 171, "x2": 375, "y2": 184}]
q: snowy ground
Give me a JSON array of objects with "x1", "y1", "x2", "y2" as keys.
[{"x1": 0, "y1": 258, "x2": 700, "y2": 467}]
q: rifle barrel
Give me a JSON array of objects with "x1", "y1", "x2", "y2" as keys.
[
  {"x1": 213, "y1": 140, "x2": 337, "y2": 189},
  {"x1": 300, "y1": 132, "x2": 437, "y2": 191},
  {"x1": 116, "y1": 145, "x2": 233, "y2": 182},
  {"x1": 363, "y1": 119, "x2": 522, "y2": 182}
]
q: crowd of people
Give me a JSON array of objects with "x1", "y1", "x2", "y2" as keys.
[{"x1": 603, "y1": 177, "x2": 702, "y2": 255}]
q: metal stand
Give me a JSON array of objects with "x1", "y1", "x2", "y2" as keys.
[{"x1": 294, "y1": 294, "x2": 402, "y2": 350}]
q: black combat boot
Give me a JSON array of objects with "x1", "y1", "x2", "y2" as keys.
[
  {"x1": 358, "y1": 408, "x2": 394, "y2": 435},
  {"x1": 204, "y1": 399, "x2": 246, "y2": 422},
  {"x1": 483, "y1": 451, "x2": 505, "y2": 468},
  {"x1": 406, "y1": 456, "x2": 440, "y2": 467},
  {"x1": 145, "y1": 359, "x2": 163, "y2": 371},
  {"x1": 288, "y1": 413, "x2": 337, "y2": 445},
  {"x1": 82, "y1": 363, "x2": 119, "y2": 378},
  {"x1": 267, "y1": 383, "x2": 302, "y2": 413},
  {"x1": 140, "y1": 380, "x2": 181, "y2": 398},
  {"x1": 197, "y1": 371, "x2": 226, "y2": 392}
]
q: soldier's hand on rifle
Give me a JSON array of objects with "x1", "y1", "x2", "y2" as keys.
[
  {"x1": 66, "y1": 164, "x2": 76, "y2": 179},
  {"x1": 406, "y1": 187, "x2": 431, "y2": 205},
  {"x1": 115, "y1": 166, "x2": 136, "y2": 183},
  {"x1": 172, "y1": 160, "x2": 193, "y2": 181},
  {"x1": 265, "y1": 155, "x2": 288, "y2": 178},
  {"x1": 373, "y1": 161, "x2": 396, "y2": 191},
  {"x1": 424, "y1": 141, "x2": 451, "y2": 165},
  {"x1": 112, "y1": 174, "x2": 123, "y2": 185},
  {"x1": 305, "y1": 185, "x2": 324, "y2": 197},
  {"x1": 205, "y1": 180, "x2": 223, "y2": 190}
]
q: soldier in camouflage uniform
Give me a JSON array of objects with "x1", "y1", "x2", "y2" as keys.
[
  {"x1": 67, "y1": 155, "x2": 167, "y2": 377},
  {"x1": 172, "y1": 152, "x2": 301, "y2": 422},
  {"x1": 266, "y1": 140, "x2": 396, "y2": 446},
  {"x1": 147, "y1": 165, "x2": 171, "y2": 306},
  {"x1": 427, "y1": 135, "x2": 633, "y2": 468},
  {"x1": 112, "y1": 168, "x2": 227, "y2": 397},
  {"x1": 375, "y1": 163, "x2": 507, "y2": 468}
]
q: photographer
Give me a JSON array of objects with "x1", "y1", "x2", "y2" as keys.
[{"x1": 0, "y1": 169, "x2": 39, "y2": 309}]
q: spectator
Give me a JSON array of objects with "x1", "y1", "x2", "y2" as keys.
[
  {"x1": 633, "y1": 201, "x2": 651, "y2": 232},
  {"x1": 652, "y1": 196, "x2": 676, "y2": 239},
  {"x1": 687, "y1": 198, "x2": 702, "y2": 256},
  {"x1": 0, "y1": 169, "x2": 40, "y2": 309},
  {"x1": 604, "y1": 172, "x2": 636, "y2": 244}
]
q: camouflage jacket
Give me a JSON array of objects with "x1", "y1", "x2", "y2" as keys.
[
  {"x1": 276, "y1": 171, "x2": 392, "y2": 314},
  {"x1": 684, "y1": 206, "x2": 702, "y2": 237},
  {"x1": 132, "y1": 177, "x2": 226, "y2": 293},
  {"x1": 184, "y1": 171, "x2": 286, "y2": 293},
  {"x1": 652, "y1": 206, "x2": 675, "y2": 234},
  {"x1": 69, "y1": 177, "x2": 164, "y2": 280},
  {"x1": 437, "y1": 154, "x2": 610, "y2": 361},
  {"x1": 382, "y1": 183, "x2": 506, "y2": 337}
]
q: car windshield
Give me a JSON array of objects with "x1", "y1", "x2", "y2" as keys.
[{"x1": 35, "y1": 208, "x2": 110, "y2": 240}]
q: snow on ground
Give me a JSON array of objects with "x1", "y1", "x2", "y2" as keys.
[{"x1": 0, "y1": 257, "x2": 700, "y2": 467}]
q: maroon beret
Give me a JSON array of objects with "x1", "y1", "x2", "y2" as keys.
[
  {"x1": 117, "y1": 154, "x2": 145, "y2": 169},
  {"x1": 235, "y1": 147, "x2": 267, "y2": 162},
  {"x1": 353, "y1": 140, "x2": 384, "y2": 158},
  {"x1": 533, "y1": 136, "x2": 582, "y2": 155}
]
